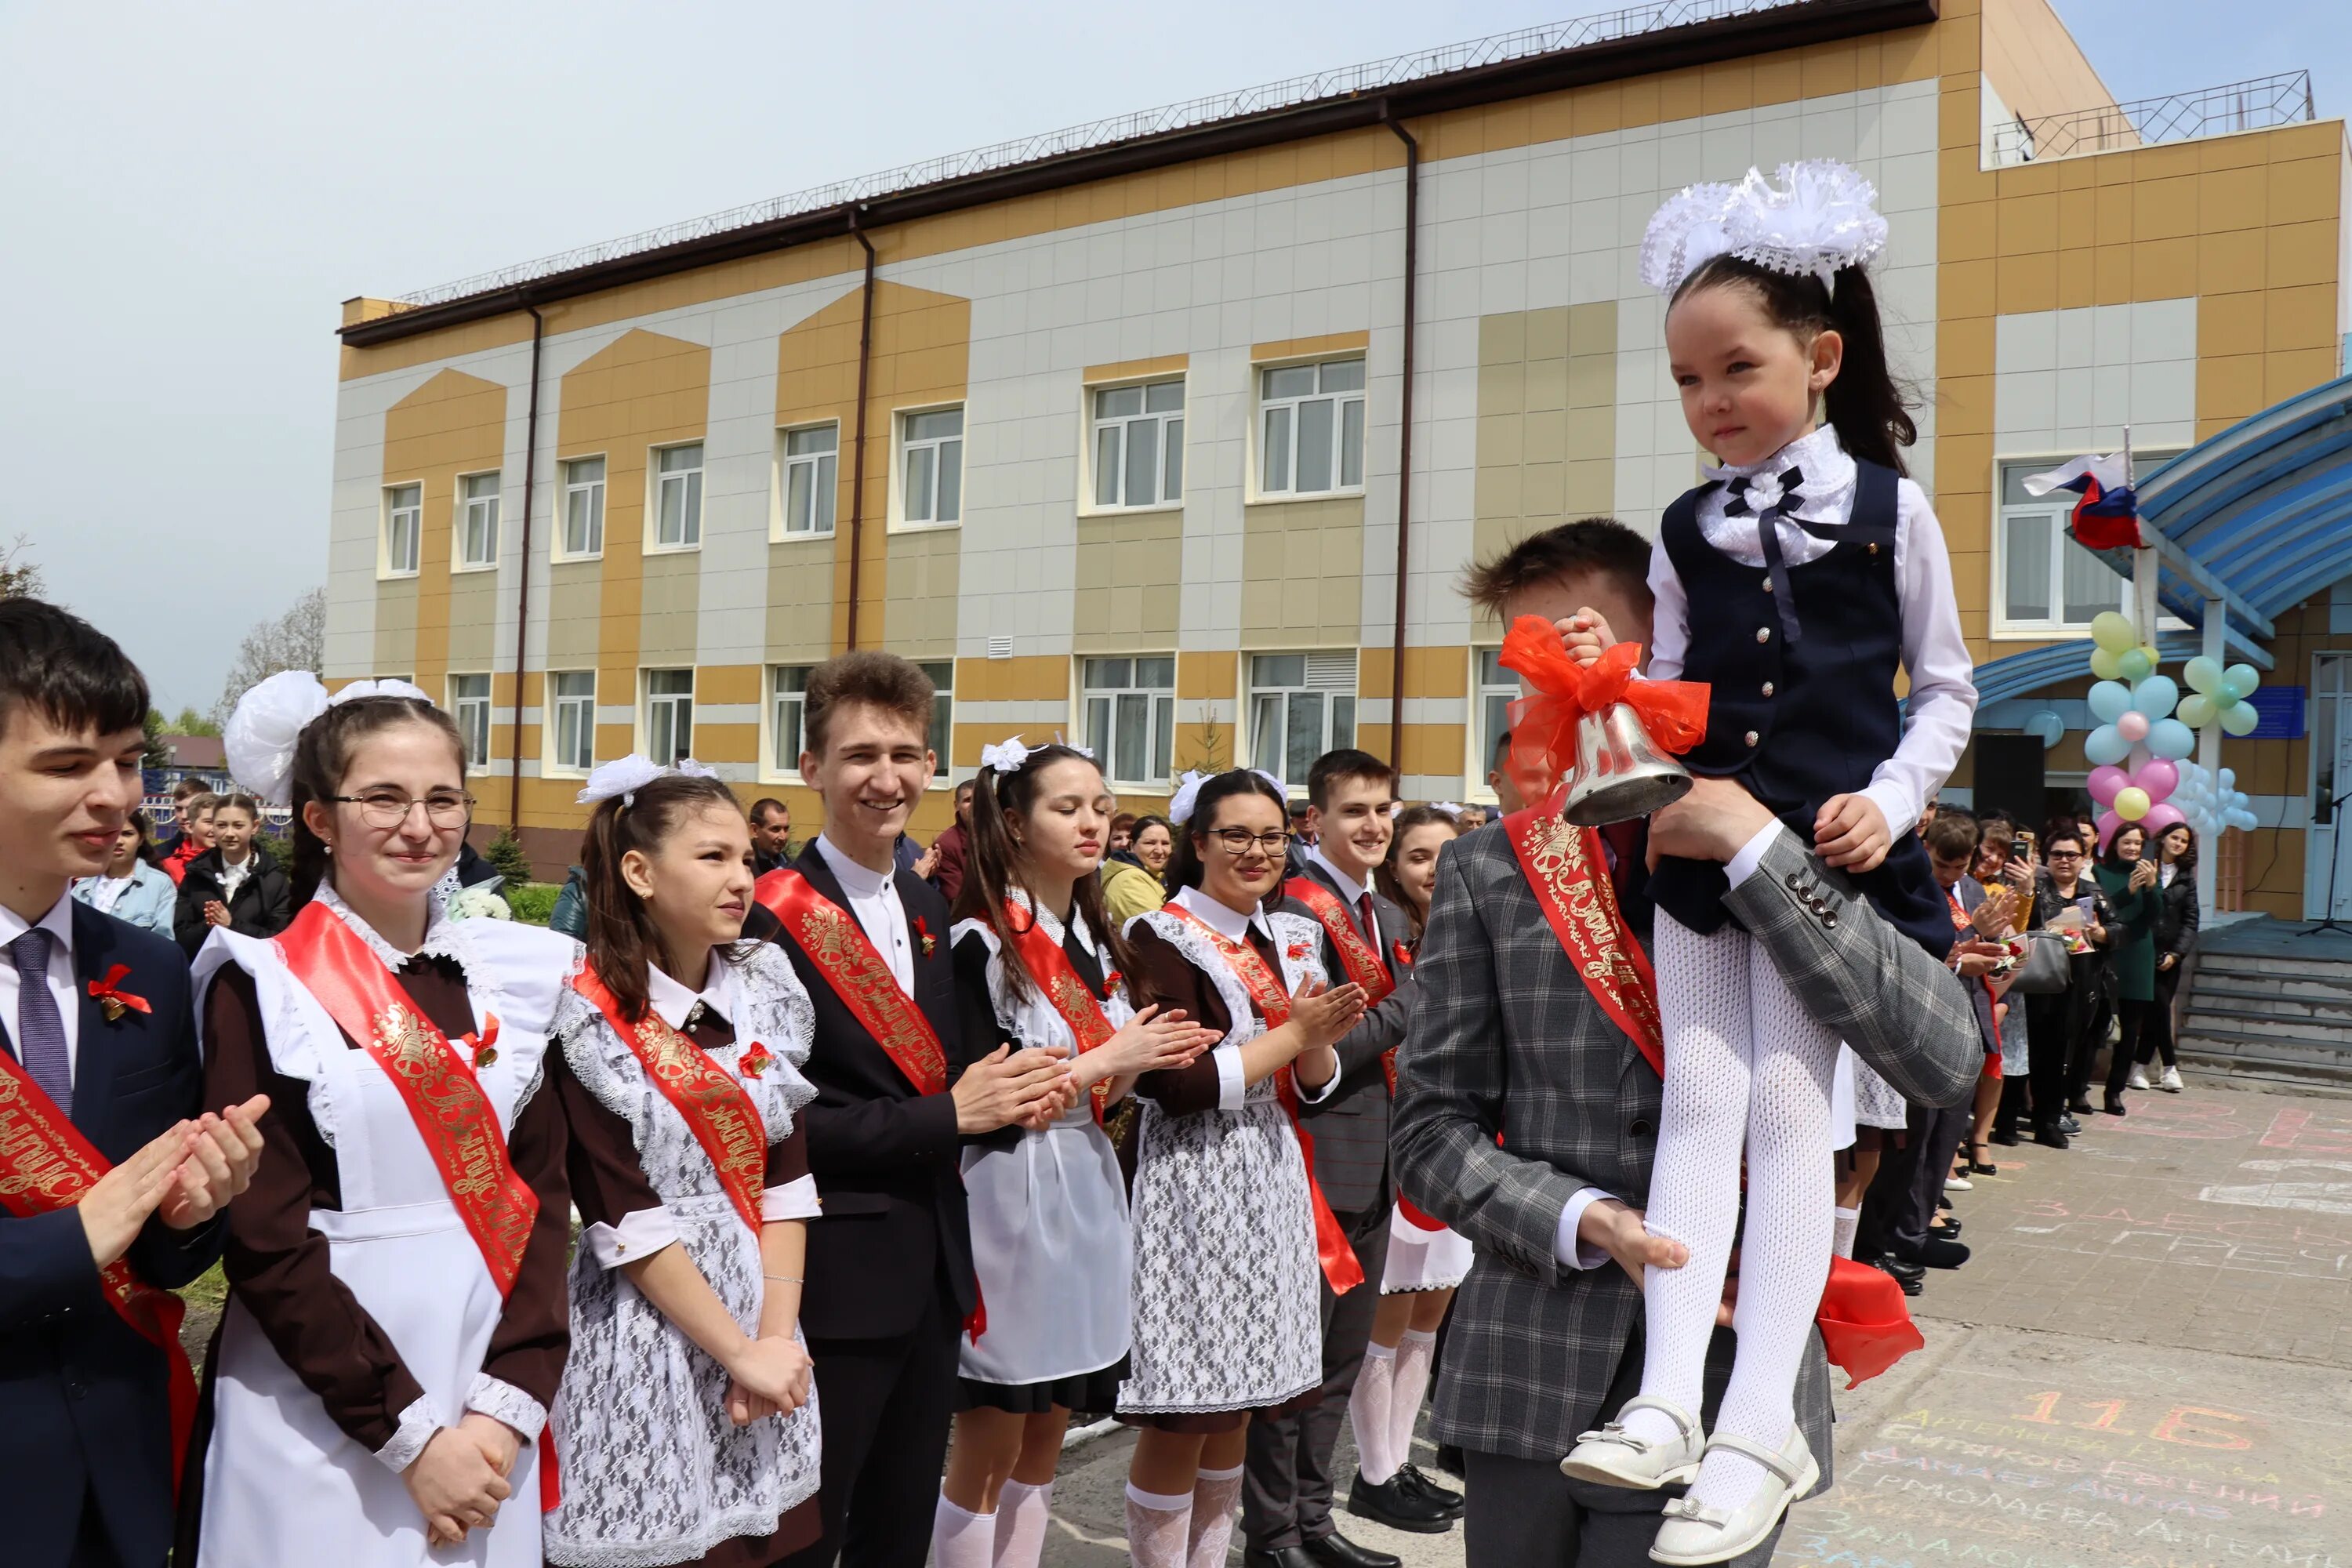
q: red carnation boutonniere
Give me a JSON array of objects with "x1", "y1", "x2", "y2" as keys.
[
  {"x1": 1392, "y1": 940, "x2": 1414, "y2": 971},
  {"x1": 86, "y1": 964, "x2": 152, "y2": 1024},
  {"x1": 458, "y1": 1014, "x2": 502, "y2": 1069},
  {"x1": 1103, "y1": 970, "x2": 1123, "y2": 998},
  {"x1": 741, "y1": 1041, "x2": 776, "y2": 1080},
  {"x1": 1285, "y1": 941, "x2": 1311, "y2": 963},
  {"x1": 914, "y1": 915, "x2": 937, "y2": 958}
]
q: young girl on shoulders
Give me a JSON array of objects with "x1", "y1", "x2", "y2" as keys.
[
  {"x1": 1559, "y1": 162, "x2": 1977, "y2": 1564},
  {"x1": 930, "y1": 739, "x2": 1218, "y2": 1568},
  {"x1": 543, "y1": 759, "x2": 824, "y2": 1568}
]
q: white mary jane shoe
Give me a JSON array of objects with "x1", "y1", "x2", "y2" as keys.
[
  {"x1": 1559, "y1": 1396, "x2": 1704, "y2": 1489},
  {"x1": 1647, "y1": 1425, "x2": 1819, "y2": 1566}
]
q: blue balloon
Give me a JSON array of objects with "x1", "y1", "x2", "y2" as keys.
[
  {"x1": 2087, "y1": 681, "x2": 2134, "y2": 724},
  {"x1": 2023, "y1": 708, "x2": 2065, "y2": 747},
  {"x1": 2145, "y1": 718, "x2": 2195, "y2": 760},
  {"x1": 2084, "y1": 724, "x2": 2133, "y2": 766},
  {"x1": 2131, "y1": 675, "x2": 2180, "y2": 720},
  {"x1": 2219, "y1": 768, "x2": 2237, "y2": 791}
]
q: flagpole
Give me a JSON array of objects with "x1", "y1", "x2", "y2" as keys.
[{"x1": 2125, "y1": 425, "x2": 2159, "y2": 639}]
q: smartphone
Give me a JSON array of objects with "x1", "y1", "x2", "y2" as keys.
[{"x1": 2015, "y1": 830, "x2": 2036, "y2": 858}]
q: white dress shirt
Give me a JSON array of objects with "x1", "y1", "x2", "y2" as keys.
[
  {"x1": 1646, "y1": 425, "x2": 1979, "y2": 839},
  {"x1": 0, "y1": 891, "x2": 82, "y2": 1087},
  {"x1": 1305, "y1": 845, "x2": 1380, "y2": 945},
  {"x1": 1167, "y1": 884, "x2": 1338, "y2": 1112},
  {"x1": 217, "y1": 850, "x2": 256, "y2": 905},
  {"x1": 583, "y1": 955, "x2": 825, "y2": 1271},
  {"x1": 814, "y1": 833, "x2": 916, "y2": 996}
]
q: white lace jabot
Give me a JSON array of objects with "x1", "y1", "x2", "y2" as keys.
[{"x1": 314, "y1": 880, "x2": 456, "y2": 971}]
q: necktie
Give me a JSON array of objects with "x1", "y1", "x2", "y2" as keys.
[
  {"x1": 1726, "y1": 466, "x2": 1808, "y2": 647},
  {"x1": 9, "y1": 929, "x2": 74, "y2": 1116}
]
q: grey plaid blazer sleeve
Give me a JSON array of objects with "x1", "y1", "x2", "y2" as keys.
[{"x1": 1722, "y1": 827, "x2": 1982, "y2": 1110}]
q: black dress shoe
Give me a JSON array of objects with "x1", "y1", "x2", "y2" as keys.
[
  {"x1": 1990, "y1": 1125, "x2": 2021, "y2": 1147},
  {"x1": 1871, "y1": 1254, "x2": 1925, "y2": 1295},
  {"x1": 1346, "y1": 1469, "x2": 1454, "y2": 1534},
  {"x1": 2103, "y1": 1093, "x2": 2129, "y2": 1116},
  {"x1": 1300, "y1": 1529, "x2": 1403, "y2": 1568},
  {"x1": 1433, "y1": 1443, "x2": 1465, "y2": 1479},
  {"x1": 2034, "y1": 1123, "x2": 2071, "y2": 1149},
  {"x1": 1395, "y1": 1464, "x2": 1465, "y2": 1518},
  {"x1": 1246, "y1": 1549, "x2": 1321, "y2": 1568},
  {"x1": 1915, "y1": 1236, "x2": 1971, "y2": 1269},
  {"x1": 1932, "y1": 1214, "x2": 1962, "y2": 1239},
  {"x1": 2069, "y1": 1096, "x2": 2095, "y2": 1116}
]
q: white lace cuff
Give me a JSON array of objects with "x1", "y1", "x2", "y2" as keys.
[
  {"x1": 1213, "y1": 1044, "x2": 1245, "y2": 1112},
  {"x1": 464, "y1": 1373, "x2": 547, "y2": 1443},
  {"x1": 762, "y1": 1174, "x2": 822, "y2": 1221},
  {"x1": 373, "y1": 1394, "x2": 441, "y2": 1473},
  {"x1": 584, "y1": 1206, "x2": 681, "y2": 1270}
]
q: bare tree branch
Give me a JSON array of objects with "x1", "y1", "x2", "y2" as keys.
[{"x1": 214, "y1": 587, "x2": 326, "y2": 725}]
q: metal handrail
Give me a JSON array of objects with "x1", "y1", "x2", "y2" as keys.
[
  {"x1": 393, "y1": 0, "x2": 1806, "y2": 309},
  {"x1": 1991, "y1": 70, "x2": 2314, "y2": 164}
]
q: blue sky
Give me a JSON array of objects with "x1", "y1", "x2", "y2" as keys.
[{"x1": 2, "y1": 0, "x2": 2344, "y2": 713}]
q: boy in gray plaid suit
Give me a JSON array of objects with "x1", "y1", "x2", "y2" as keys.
[{"x1": 1390, "y1": 521, "x2": 1983, "y2": 1568}]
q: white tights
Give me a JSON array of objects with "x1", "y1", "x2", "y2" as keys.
[{"x1": 1617, "y1": 913, "x2": 1840, "y2": 1514}]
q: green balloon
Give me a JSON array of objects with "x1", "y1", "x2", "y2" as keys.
[
  {"x1": 2222, "y1": 664, "x2": 2261, "y2": 702},
  {"x1": 2118, "y1": 648, "x2": 2154, "y2": 682},
  {"x1": 2177, "y1": 693, "x2": 2217, "y2": 729},
  {"x1": 2220, "y1": 701, "x2": 2259, "y2": 737},
  {"x1": 2089, "y1": 647, "x2": 2124, "y2": 681},
  {"x1": 2183, "y1": 656, "x2": 2223, "y2": 694}
]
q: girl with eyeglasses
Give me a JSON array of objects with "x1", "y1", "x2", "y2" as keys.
[
  {"x1": 1113, "y1": 770, "x2": 1367, "y2": 1568},
  {"x1": 2020, "y1": 825, "x2": 2111, "y2": 1149},
  {"x1": 181, "y1": 677, "x2": 579, "y2": 1565}
]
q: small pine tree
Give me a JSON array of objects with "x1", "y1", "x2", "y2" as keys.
[{"x1": 483, "y1": 827, "x2": 534, "y2": 887}]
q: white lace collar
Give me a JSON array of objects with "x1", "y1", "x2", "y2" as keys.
[
  {"x1": 646, "y1": 954, "x2": 740, "y2": 1033},
  {"x1": 1702, "y1": 423, "x2": 1854, "y2": 511},
  {"x1": 314, "y1": 880, "x2": 456, "y2": 971},
  {"x1": 1170, "y1": 884, "x2": 1275, "y2": 946}
]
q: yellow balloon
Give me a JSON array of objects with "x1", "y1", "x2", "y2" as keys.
[
  {"x1": 2136, "y1": 644, "x2": 2161, "y2": 667},
  {"x1": 2114, "y1": 786, "x2": 2151, "y2": 822},
  {"x1": 2091, "y1": 612, "x2": 2139, "y2": 653},
  {"x1": 2089, "y1": 647, "x2": 2124, "y2": 681}
]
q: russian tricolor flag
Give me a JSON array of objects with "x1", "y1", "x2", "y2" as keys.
[{"x1": 2020, "y1": 454, "x2": 2145, "y2": 551}]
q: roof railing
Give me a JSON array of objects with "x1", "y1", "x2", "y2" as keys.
[
  {"x1": 392, "y1": 0, "x2": 1808, "y2": 309},
  {"x1": 1990, "y1": 70, "x2": 2314, "y2": 165}
]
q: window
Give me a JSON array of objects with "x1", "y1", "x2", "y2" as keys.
[
  {"x1": 383, "y1": 484, "x2": 421, "y2": 575},
  {"x1": 1259, "y1": 359, "x2": 1365, "y2": 497},
  {"x1": 770, "y1": 664, "x2": 813, "y2": 775},
  {"x1": 900, "y1": 408, "x2": 964, "y2": 526},
  {"x1": 781, "y1": 425, "x2": 838, "y2": 536},
  {"x1": 921, "y1": 660, "x2": 954, "y2": 779},
  {"x1": 1082, "y1": 657, "x2": 1176, "y2": 786},
  {"x1": 644, "y1": 670, "x2": 695, "y2": 765},
  {"x1": 458, "y1": 472, "x2": 499, "y2": 569},
  {"x1": 449, "y1": 674, "x2": 492, "y2": 766},
  {"x1": 561, "y1": 457, "x2": 606, "y2": 557},
  {"x1": 550, "y1": 672, "x2": 596, "y2": 774},
  {"x1": 1248, "y1": 652, "x2": 1357, "y2": 786},
  {"x1": 1091, "y1": 380, "x2": 1185, "y2": 510},
  {"x1": 1475, "y1": 649, "x2": 1516, "y2": 791},
  {"x1": 653, "y1": 443, "x2": 702, "y2": 549},
  {"x1": 1994, "y1": 453, "x2": 2182, "y2": 633}
]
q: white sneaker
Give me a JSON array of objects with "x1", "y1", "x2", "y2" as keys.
[
  {"x1": 1649, "y1": 1426, "x2": 1820, "y2": 1566},
  {"x1": 1944, "y1": 1171, "x2": 1973, "y2": 1192},
  {"x1": 2127, "y1": 1068, "x2": 2151, "y2": 1091},
  {"x1": 2161, "y1": 1067, "x2": 2184, "y2": 1092},
  {"x1": 1561, "y1": 1396, "x2": 1704, "y2": 1490}
]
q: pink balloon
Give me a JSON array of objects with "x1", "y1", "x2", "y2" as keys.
[
  {"x1": 2086, "y1": 765, "x2": 2129, "y2": 805},
  {"x1": 2095, "y1": 809, "x2": 2123, "y2": 852},
  {"x1": 2139, "y1": 804, "x2": 2187, "y2": 837},
  {"x1": 2133, "y1": 758, "x2": 2180, "y2": 802},
  {"x1": 2115, "y1": 711, "x2": 2151, "y2": 743}
]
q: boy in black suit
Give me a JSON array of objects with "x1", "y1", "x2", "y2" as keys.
[{"x1": 0, "y1": 599, "x2": 265, "y2": 1568}]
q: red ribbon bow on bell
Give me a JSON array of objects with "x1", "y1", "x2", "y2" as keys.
[
  {"x1": 1498, "y1": 615, "x2": 1711, "y2": 807},
  {"x1": 914, "y1": 916, "x2": 936, "y2": 958},
  {"x1": 86, "y1": 964, "x2": 152, "y2": 1022},
  {"x1": 456, "y1": 1014, "x2": 501, "y2": 1070},
  {"x1": 742, "y1": 1042, "x2": 776, "y2": 1080}
]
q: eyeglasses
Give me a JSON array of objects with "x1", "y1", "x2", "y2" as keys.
[
  {"x1": 332, "y1": 790, "x2": 475, "y2": 829},
  {"x1": 1210, "y1": 828, "x2": 1293, "y2": 856}
]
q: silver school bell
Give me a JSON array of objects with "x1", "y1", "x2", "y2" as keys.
[{"x1": 1559, "y1": 702, "x2": 1693, "y2": 828}]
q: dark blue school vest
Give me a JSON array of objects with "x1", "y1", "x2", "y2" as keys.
[{"x1": 1647, "y1": 459, "x2": 1953, "y2": 960}]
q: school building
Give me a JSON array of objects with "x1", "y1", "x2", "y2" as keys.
[{"x1": 324, "y1": 0, "x2": 2352, "y2": 917}]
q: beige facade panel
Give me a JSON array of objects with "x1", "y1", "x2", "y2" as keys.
[
  {"x1": 1074, "y1": 513, "x2": 1184, "y2": 652},
  {"x1": 1240, "y1": 497, "x2": 1367, "y2": 644}
]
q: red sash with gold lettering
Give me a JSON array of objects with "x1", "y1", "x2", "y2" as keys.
[
  {"x1": 276, "y1": 902, "x2": 538, "y2": 1296},
  {"x1": 1282, "y1": 874, "x2": 1399, "y2": 1087},
  {"x1": 0, "y1": 1051, "x2": 198, "y2": 1494},
  {"x1": 752, "y1": 869, "x2": 947, "y2": 1096},
  {"x1": 1163, "y1": 904, "x2": 1363, "y2": 1294},
  {"x1": 1002, "y1": 903, "x2": 1116, "y2": 1126},
  {"x1": 572, "y1": 966, "x2": 768, "y2": 1235}
]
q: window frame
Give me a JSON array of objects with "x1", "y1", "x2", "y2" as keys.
[
  {"x1": 641, "y1": 668, "x2": 696, "y2": 768},
  {"x1": 546, "y1": 670, "x2": 597, "y2": 778},
  {"x1": 648, "y1": 441, "x2": 704, "y2": 553},
  {"x1": 455, "y1": 470, "x2": 499, "y2": 572},
  {"x1": 1244, "y1": 652, "x2": 1359, "y2": 793},
  {"x1": 894, "y1": 405, "x2": 966, "y2": 531},
  {"x1": 766, "y1": 663, "x2": 816, "y2": 781},
  {"x1": 557, "y1": 455, "x2": 608, "y2": 561},
  {"x1": 1079, "y1": 655, "x2": 1178, "y2": 789},
  {"x1": 448, "y1": 673, "x2": 493, "y2": 768},
  {"x1": 1254, "y1": 358, "x2": 1367, "y2": 503},
  {"x1": 1472, "y1": 647, "x2": 1516, "y2": 804},
  {"x1": 1082, "y1": 378, "x2": 1186, "y2": 515},
  {"x1": 1991, "y1": 449, "x2": 2186, "y2": 638},
  {"x1": 920, "y1": 659, "x2": 955, "y2": 782},
  {"x1": 381, "y1": 482, "x2": 422, "y2": 578},
  {"x1": 775, "y1": 423, "x2": 840, "y2": 540}
]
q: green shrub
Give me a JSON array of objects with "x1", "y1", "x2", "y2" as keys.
[{"x1": 505, "y1": 883, "x2": 558, "y2": 927}]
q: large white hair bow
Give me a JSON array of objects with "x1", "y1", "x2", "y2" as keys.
[
  {"x1": 1428, "y1": 800, "x2": 1465, "y2": 821},
  {"x1": 1167, "y1": 768, "x2": 1287, "y2": 826},
  {"x1": 980, "y1": 736, "x2": 1031, "y2": 775},
  {"x1": 223, "y1": 670, "x2": 433, "y2": 807},
  {"x1": 577, "y1": 753, "x2": 717, "y2": 807},
  {"x1": 1639, "y1": 159, "x2": 1888, "y2": 296}
]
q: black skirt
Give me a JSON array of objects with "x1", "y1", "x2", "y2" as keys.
[{"x1": 957, "y1": 1356, "x2": 1130, "y2": 1417}]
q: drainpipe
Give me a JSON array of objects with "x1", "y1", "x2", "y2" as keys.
[
  {"x1": 1381, "y1": 107, "x2": 1420, "y2": 779},
  {"x1": 507, "y1": 301, "x2": 543, "y2": 834},
  {"x1": 846, "y1": 212, "x2": 877, "y2": 650}
]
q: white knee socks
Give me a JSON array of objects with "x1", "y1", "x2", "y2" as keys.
[
  {"x1": 1389, "y1": 1328, "x2": 1437, "y2": 1475},
  {"x1": 1349, "y1": 1341, "x2": 1399, "y2": 1483},
  {"x1": 1125, "y1": 1484, "x2": 1192, "y2": 1568},
  {"x1": 1833, "y1": 1206, "x2": 1860, "y2": 1260},
  {"x1": 932, "y1": 1494, "x2": 997, "y2": 1568},
  {"x1": 1185, "y1": 1465, "x2": 1245, "y2": 1568},
  {"x1": 995, "y1": 1478, "x2": 1053, "y2": 1568}
]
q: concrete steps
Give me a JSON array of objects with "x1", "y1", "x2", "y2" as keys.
[{"x1": 2180, "y1": 944, "x2": 2352, "y2": 1083}]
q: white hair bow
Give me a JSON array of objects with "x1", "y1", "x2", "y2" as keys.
[
  {"x1": 1639, "y1": 159, "x2": 1888, "y2": 296},
  {"x1": 1428, "y1": 801, "x2": 1465, "y2": 821},
  {"x1": 1167, "y1": 768, "x2": 1287, "y2": 826},
  {"x1": 577, "y1": 754, "x2": 714, "y2": 807},
  {"x1": 223, "y1": 670, "x2": 434, "y2": 808},
  {"x1": 981, "y1": 736, "x2": 1031, "y2": 775}
]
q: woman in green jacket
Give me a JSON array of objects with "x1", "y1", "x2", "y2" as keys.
[{"x1": 2095, "y1": 822, "x2": 2162, "y2": 1116}]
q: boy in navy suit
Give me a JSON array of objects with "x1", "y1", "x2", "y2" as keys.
[{"x1": 0, "y1": 600, "x2": 266, "y2": 1568}]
